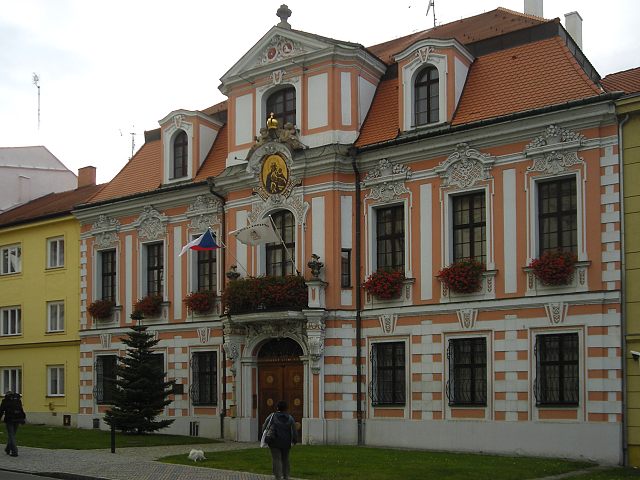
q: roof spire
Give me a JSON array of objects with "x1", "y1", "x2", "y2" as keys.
[{"x1": 277, "y1": 4, "x2": 292, "y2": 29}]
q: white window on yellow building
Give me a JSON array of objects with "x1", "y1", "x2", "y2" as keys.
[
  {"x1": 47, "y1": 365, "x2": 65, "y2": 396},
  {"x1": 47, "y1": 237, "x2": 65, "y2": 269},
  {"x1": 1, "y1": 367, "x2": 21, "y2": 395},
  {"x1": 0, "y1": 244, "x2": 21, "y2": 275},
  {"x1": 0, "y1": 307, "x2": 21, "y2": 336},
  {"x1": 47, "y1": 301, "x2": 65, "y2": 332}
]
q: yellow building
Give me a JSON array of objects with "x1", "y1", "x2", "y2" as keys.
[
  {"x1": 603, "y1": 67, "x2": 640, "y2": 465},
  {"x1": 0, "y1": 167, "x2": 101, "y2": 426}
]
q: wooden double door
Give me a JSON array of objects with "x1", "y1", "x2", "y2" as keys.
[{"x1": 258, "y1": 361, "x2": 303, "y2": 440}]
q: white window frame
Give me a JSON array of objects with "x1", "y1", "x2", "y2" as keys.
[
  {"x1": 1, "y1": 307, "x2": 21, "y2": 336},
  {"x1": 95, "y1": 248, "x2": 118, "y2": 303},
  {"x1": 140, "y1": 241, "x2": 166, "y2": 298},
  {"x1": 367, "y1": 200, "x2": 411, "y2": 276},
  {"x1": 188, "y1": 232, "x2": 220, "y2": 295},
  {"x1": 256, "y1": 80, "x2": 302, "y2": 136},
  {"x1": 402, "y1": 53, "x2": 447, "y2": 130},
  {"x1": 0, "y1": 244, "x2": 21, "y2": 275},
  {"x1": 256, "y1": 210, "x2": 298, "y2": 277},
  {"x1": 368, "y1": 337, "x2": 409, "y2": 416},
  {"x1": 47, "y1": 236, "x2": 65, "y2": 269},
  {"x1": 47, "y1": 301, "x2": 65, "y2": 332},
  {"x1": 1, "y1": 367, "x2": 22, "y2": 395},
  {"x1": 162, "y1": 122, "x2": 194, "y2": 185},
  {"x1": 47, "y1": 365, "x2": 65, "y2": 396}
]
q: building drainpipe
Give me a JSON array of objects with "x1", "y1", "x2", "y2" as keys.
[
  {"x1": 618, "y1": 114, "x2": 629, "y2": 466},
  {"x1": 350, "y1": 149, "x2": 364, "y2": 446},
  {"x1": 207, "y1": 178, "x2": 227, "y2": 440}
]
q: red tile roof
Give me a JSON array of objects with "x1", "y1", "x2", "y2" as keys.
[
  {"x1": 602, "y1": 67, "x2": 640, "y2": 95},
  {"x1": 354, "y1": 76, "x2": 399, "y2": 147},
  {"x1": 196, "y1": 125, "x2": 228, "y2": 181},
  {"x1": 0, "y1": 184, "x2": 104, "y2": 227}
]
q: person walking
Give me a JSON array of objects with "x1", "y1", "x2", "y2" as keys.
[
  {"x1": 0, "y1": 390, "x2": 26, "y2": 457},
  {"x1": 262, "y1": 400, "x2": 297, "y2": 480}
]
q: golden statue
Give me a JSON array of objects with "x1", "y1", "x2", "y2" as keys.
[{"x1": 266, "y1": 112, "x2": 279, "y2": 131}]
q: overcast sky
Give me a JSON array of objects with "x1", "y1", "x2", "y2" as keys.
[{"x1": 1, "y1": 0, "x2": 638, "y2": 184}]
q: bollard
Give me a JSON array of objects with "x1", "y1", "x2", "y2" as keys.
[{"x1": 111, "y1": 423, "x2": 116, "y2": 453}]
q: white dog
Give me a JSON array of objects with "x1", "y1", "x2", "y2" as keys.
[{"x1": 188, "y1": 449, "x2": 206, "y2": 462}]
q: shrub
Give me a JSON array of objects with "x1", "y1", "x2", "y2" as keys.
[
  {"x1": 134, "y1": 294, "x2": 163, "y2": 317},
  {"x1": 529, "y1": 250, "x2": 577, "y2": 286},
  {"x1": 438, "y1": 259, "x2": 485, "y2": 294},
  {"x1": 362, "y1": 270, "x2": 406, "y2": 300},
  {"x1": 183, "y1": 291, "x2": 216, "y2": 314},
  {"x1": 222, "y1": 275, "x2": 308, "y2": 315},
  {"x1": 87, "y1": 299, "x2": 115, "y2": 320}
]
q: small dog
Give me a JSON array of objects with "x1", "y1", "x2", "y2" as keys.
[{"x1": 188, "y1": 449, "x2": 206, "y2": 462}]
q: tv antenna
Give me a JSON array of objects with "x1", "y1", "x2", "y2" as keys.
[
  {"x1": 426, "y1": 0, "x2": 436, "y2": 28},
  {"x1": 129, "y1": 126, "x2": 136, "y2": 159},
  {"x1": 32, "y1": 73, "x2": 41, "y2": 130}
]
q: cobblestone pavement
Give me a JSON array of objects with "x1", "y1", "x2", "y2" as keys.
[{"x1": 0, "y1": 441, "x2": 277, "y2": 480}]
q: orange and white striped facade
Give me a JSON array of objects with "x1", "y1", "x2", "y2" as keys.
[{"x1": 73, "y1": 7, "x2": 623, "y2": 464}]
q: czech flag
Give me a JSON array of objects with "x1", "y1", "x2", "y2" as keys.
[{"x1": 179, "y1": 230, "x2": 221, "y2": 256}]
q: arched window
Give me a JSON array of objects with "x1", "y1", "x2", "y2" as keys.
[
  {"x1": 266, "y1": 210, "x2": 295, "y2": 277},
  {"x1": 266, "y1": 87, "x2": 296, "y2": 127},
  {"x1": 173, "y1": 130, "x2": 188, "y2": 179},
  {"x1": 414, "y1": 66, "x2": 439, "y2": 126}
]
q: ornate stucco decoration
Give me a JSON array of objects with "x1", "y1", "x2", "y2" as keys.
[
  {"x1": 435, "y1": 143, "x2": 495, "y2": 189},
  {"x1": 91, "y1": 214, "x2": 120, "y2": 249},
  {"x1": 306, "y1": 313, "x2": 326, "y2": 374},
  {"x1": 248, "y1": 192, "x2": 309, "y2": 228},
  {"x1": 135, "y1": 206, "x2": 167, "y2": 241},
  {"x1": 197, "y1": 327, "x2": 211, "y2": 344},
  {"x1": 525, "y1": 125, "x2": 585, "y2": 174},
  {"x1": 248, "y1": 125, "x2": 307, "y2": 170},
  {"x1": 544, "y1": 302, "x2": 568, "y2": 325},
  {"x1": 362, "y1": 158, "x2": 412, "y2": 202},
  {"x1": 245, "y1": 320, "x2": 306, "y2": 344},
  {"x1": 270, "y1": 69, "x2": 286, "y2": 85},
  {"x1": 259, "y1": 35, "x2": 304, "y2": 65},
  {"x1": 379, "y1": 313, "x2": 398, "y2": 334},
  {"x1": 416, "y1": 46, "x2": 434, "y2": 63},
  {"x1": 186, "y1": 195, "x2": 222, "y2": 231},
  {"x1": 100, "y1": 333, "x2": 112, "y2": 349},
  {"x1": 222, "y1": 321, "x2": 247, "y2": 377},
  {"x1": 457, "y1": 308, "x2": 478, "y2": 329}
]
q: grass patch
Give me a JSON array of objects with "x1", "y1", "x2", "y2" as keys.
[
  {"x1": 161, "y1": 445, "x2": 593, "y2": 480},
  {"x1": 0, "y1": 424, "x2": 219, "y2": 450},
  {"x1": 570, "y1": 467, "x2": 640, "y2": 479}
]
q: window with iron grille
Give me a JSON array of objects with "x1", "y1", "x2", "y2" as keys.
[
  {"x1": 341, "y1": 249, "x2": 351, "y2": 288},
  {"x1": 173, "y1": 130, "x2": 188, "y2": 179},
  {"x1": 414, "y1": 66, "x2": 439, "y2": 126},
  {"x1": 538, "y1": 178, "x2": 577, "y2": 255},
  {"x1": 191, "y1": 351, "x2": 217, "y2": 406},
  {"x1": 370, "y1": 342, "x2": 405, "y2": 406},
  {"x1": 376, "y1": 205, "x2": 405, "y2": 272},
  {"x1": 535, "y1": 333, "x2": 579, "y2": 406},
  {"x1": 197, "y1": 248, "x2": 217, "y2": 292},
  {"x1": 266, "y1": 87, "x2": 296, "y2": 127},
  {"x1": 447, "y1": 337, "x2": 487, "y2": 406},
  {"x1": 146, "y1": 243, "x2": 164, "y2": 296},
  {"x1": 452, "y1": 192, "x2": 486, "y2": 263},
  {"x1": 100, "y1": 249, "x2": 117, "y2": 301},
  {"x1": 266, "y1": 211, "x2": 295, "y2": 277},
  {"x1": 95, "y1": 355, "x2": 118, "y2": 404}
]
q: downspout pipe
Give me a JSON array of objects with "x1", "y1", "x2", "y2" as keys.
[
  {"x1": 618, "y1": 114, "x2": 630, "y2": 466},
  {"x1": 350, "y1": 148, "x2": 364, "y2": 445},
  {"x1": 207, "y1": 178, "x2": 227, "y2": 440}
]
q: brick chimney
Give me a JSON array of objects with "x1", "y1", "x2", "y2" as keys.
[
  {"x1": 524, "y1": 0, "x2": 543, "y2": 17},
  {"x1": 78, "y1": 166, "x2": 96, "y2": 188},
  {"x1": 565, "y1": 11, "x2": 583, "y2": 50}
]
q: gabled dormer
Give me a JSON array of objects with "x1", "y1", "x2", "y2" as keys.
[
  {"x1": 219, "y1": 5, "x2": 386, "y2": 166},
  {"x1": 158, "y1": 110, "x2": 223, "y2": 185},
  {"x1": 394, "y1": 39, "x2": 474, "y2": 131}
]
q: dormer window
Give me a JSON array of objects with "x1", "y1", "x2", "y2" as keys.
[
  {"x1": 414, "y1": 66, "x2": 439, "y2": 126},
  {"x1": 173, "y1": 130, "x2": 188, "y2": 179},
  {"x1": 266, "y1": 87, "x2": 296, "y2": 126}
]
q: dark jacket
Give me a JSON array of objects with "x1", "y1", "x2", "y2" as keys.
[
  {"x1": 0, "y1": 393, "x2": 26, "y2": 424},
  {"x1": 262, "y1": 411, "x2": 297, "y2": 449}
]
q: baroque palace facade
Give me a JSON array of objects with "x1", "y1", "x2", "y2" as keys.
[{"x1": 69, "y1": 5, "x2": 624, "y2": 463}]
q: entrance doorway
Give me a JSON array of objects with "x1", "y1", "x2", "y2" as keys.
[{"x1": 258, "y1": 338, "x2": 303, "y2": 440}]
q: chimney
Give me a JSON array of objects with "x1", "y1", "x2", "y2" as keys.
[
  {"x1": 524, "y1": 0, "x2": 543, "y2": 17},
  {"x1": 564, "y1": 11, "x2": 583, "y2": 50},
  {"x1": 78, "y1": 166, "x2": 96, "y2": 188}
]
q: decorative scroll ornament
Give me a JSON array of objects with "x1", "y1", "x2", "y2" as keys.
[
  {"x1": 544, "y1": 302, "x2": 568, "y2": 325},
  {"x1": 456, "y1": 308, "x2": 478, "y2": 329},
  {"x1": 173, "y1": 114, "x2": 185, "y2": 130},
  {"x1": 136, "y1": 206, "x2": 167, "y2": 240},
  {"x1": 91, "y1": 214, "x2": 120, "y2": 249},
  {"x1": 525, "y1": 125, "x2": 585, "y2": 174},
  {"x1": 186, "y1": 195, "x2": 222, "y2": 231},
  {"x1": 197, "y1": 327, "x2": 211, "y2": 344},
  {"x1": 248, "y1": 192, "x2": 309, "y2": 227},
  {"x1": 435, "y1": 143, "x2": 494, "y2": 189},
  {"x1": 259, "y1": 35, "x2": 304, "y2": 65},
  {"x1": 270, "y1": 69, "x2": 286, "y2": 85},
  {"x1": 100, "y1": 333, "x2": 112, "y2": 349},
  {"x1": 306, "y1": 315, "x2": 326, "y2": 374},
  {"x1": 416, "y1": 46, "x2": 434, "y2": 63},
  {"x1": 362, "y1": 158, "x2": 412, "y2": 202},
  {"x1": 527, "y1": 151, "x2": 583, "y2": 175},
  {"x1": 245, "y1": 320, "x2": 306, "y2": 344},
  {"x1": 526, "y1": 125, "x2": 585, "y2": 150},
  {"x1": 379, "y1": 313, "x2": 398, "y2": 334}
]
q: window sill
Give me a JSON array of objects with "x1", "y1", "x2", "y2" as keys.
[
  {"x1": 364, "y1": 278, "x2": 415, "y2": 308},
  {"x1": 439, "y1": 270, "x2": 497, "y2": 303},
  {"x1": 524, "y1": 261, "x2": 591, "y2": 296},
  {"x1": 0, "y1": 272, "x2": 22, "y2": 277},
  {"x1": 93, "y1": 305, "x2": 122, "y2": 325},
  {"x1": 0, "y1": 333, "x2": 22, "y2": 338},
  {"x1": 46, "y1": 330, "x2": 65, "y2": 335},
  {"x1": 46, "y1": 394, "x2": 65, "y2": 398},
  {"x1": 45, "y1": 266, "x2": 66, "y2": 272},
  {"x1": 535, "y1": 403, "x2": 579, "y2": 408}
]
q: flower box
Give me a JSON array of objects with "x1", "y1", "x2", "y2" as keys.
[
  {"x1": 528, "y1": 250, "x2": 577, "y2": 286},
  {"x1": 437, "y1": 259, "x2": 485, "y2": 294},
  {"x1": 87, "y1": 299, "x2": 115, "y2": 320},
  {"x1": 183, "y1": 291, "x2": 216, "y2": 315},
  {"x1": 134, "y1": 294, "x2": 164, "y2": 317},
  {"x1": 221, "y1": 275, "x2": 308, "y2": 315},
  {"x1": 362, "y1": 270, "x2": 406, "y2": 300}
]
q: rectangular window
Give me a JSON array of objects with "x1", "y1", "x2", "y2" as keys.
[
  {"x1": 1, "y1": 245, "x2": 21, "y2": 275},
  {"x1": 536, "y1": 333, "x2": 579, "y2": 406},
  {"x1": 47, "y1": 301, "x2": 65, "y2": 332},
  {"x1": 95, "y1": 355, "x2": 118, "y2": 404},
  {"x1": 376, "y1": 205, "x2": 405, "y2": 271},
  {"x1": 538, "y1": 178, "x2": 577, "y2": 254},
  {"x1": 341, "y1": 249, "x2": 351, "y2": 288},
  {"x1": 266, "y1": 211, "x2": 295, "y2": 277},
  {"x1": 447, "y1": 337, "x2": 487, "y2": 406},
  {"x1": 47, "y1": 365, "x2": 65, "y2": 396},
  {"x1": 146, "y1": 243, "x2": 164, "y2": 296},
  {"x1": 197, "y1": 248, "x2": 217, "y2": 293},
  {"x1": 47, "y1": 237, "x2": 64, "y2": 268},
  {"x1": 452, "y1": 192, "x2": 486, "y2": 263},
  {"x1": 191, "y1": 351, "x2": 217, "y2": 406},
  {"x1": 371, "y1": 342, "x2": 405, "y2": 406},
  {"x1": 100, "y1": 249, "x2": 117, "y2": 301},
  {"x1": 1, "y1": 307, "x2": 21, "y2": 336},
  {"x1": 1, "y1": 368, "x2": 22, "y2": 395}
]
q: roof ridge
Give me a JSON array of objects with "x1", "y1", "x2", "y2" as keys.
[
  {"x1": 603, "y1": 65, "x2": 640, "y2": 78},
  {"x1": 495, "y1": 6, "x2": 546, "y2": 22}
]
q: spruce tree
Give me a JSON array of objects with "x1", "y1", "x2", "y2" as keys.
[{"x1": 104, "y1": 312, "x2": 175, "y2": 434}]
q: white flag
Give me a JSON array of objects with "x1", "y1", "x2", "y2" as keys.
[{"x1": 230, "y1": 222, "x2": 280, "y2": 246}]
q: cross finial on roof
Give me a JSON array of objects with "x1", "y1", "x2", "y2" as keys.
[{"x1": 277, "y1": 4, "x2": 292, "y2": 29}]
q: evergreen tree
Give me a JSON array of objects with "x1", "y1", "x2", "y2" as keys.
[{"x1": 104, "y1": 312, "x2": 174, "y2": 434}]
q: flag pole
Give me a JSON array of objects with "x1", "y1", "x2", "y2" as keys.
[
  {"x1": 221, "y1": 235, "x2": 249, "y2": 276},
  {"x1": 268, "y1": 215, "x2": 300, "y2": 275}
]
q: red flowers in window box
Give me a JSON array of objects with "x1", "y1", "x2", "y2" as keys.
[
  {"x1": 529, "y1": 250, "x2": 577, "y2": 286},
  {"x1": 221, "y1": 275, "x2": 308, "y2": 315},
  {"x1": 362, "y1": 270, "x2": 406, "y2": 300},
  {"x1": 438, "y1": 259, "x2": 485, "y2": 294},
  {"x1": 87, "y1": 299, "x2": 115, "y2": 320},
  {"x1": 183, "y1": 291, "x2": 216, "y2": 314},
  {"x1": 134, "y1": 294, "x2": 163, "y2": 317}
]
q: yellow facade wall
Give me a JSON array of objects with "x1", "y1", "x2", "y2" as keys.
[{"x1": 0, "y1": 215, "x2": 81, "y2": 425}]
